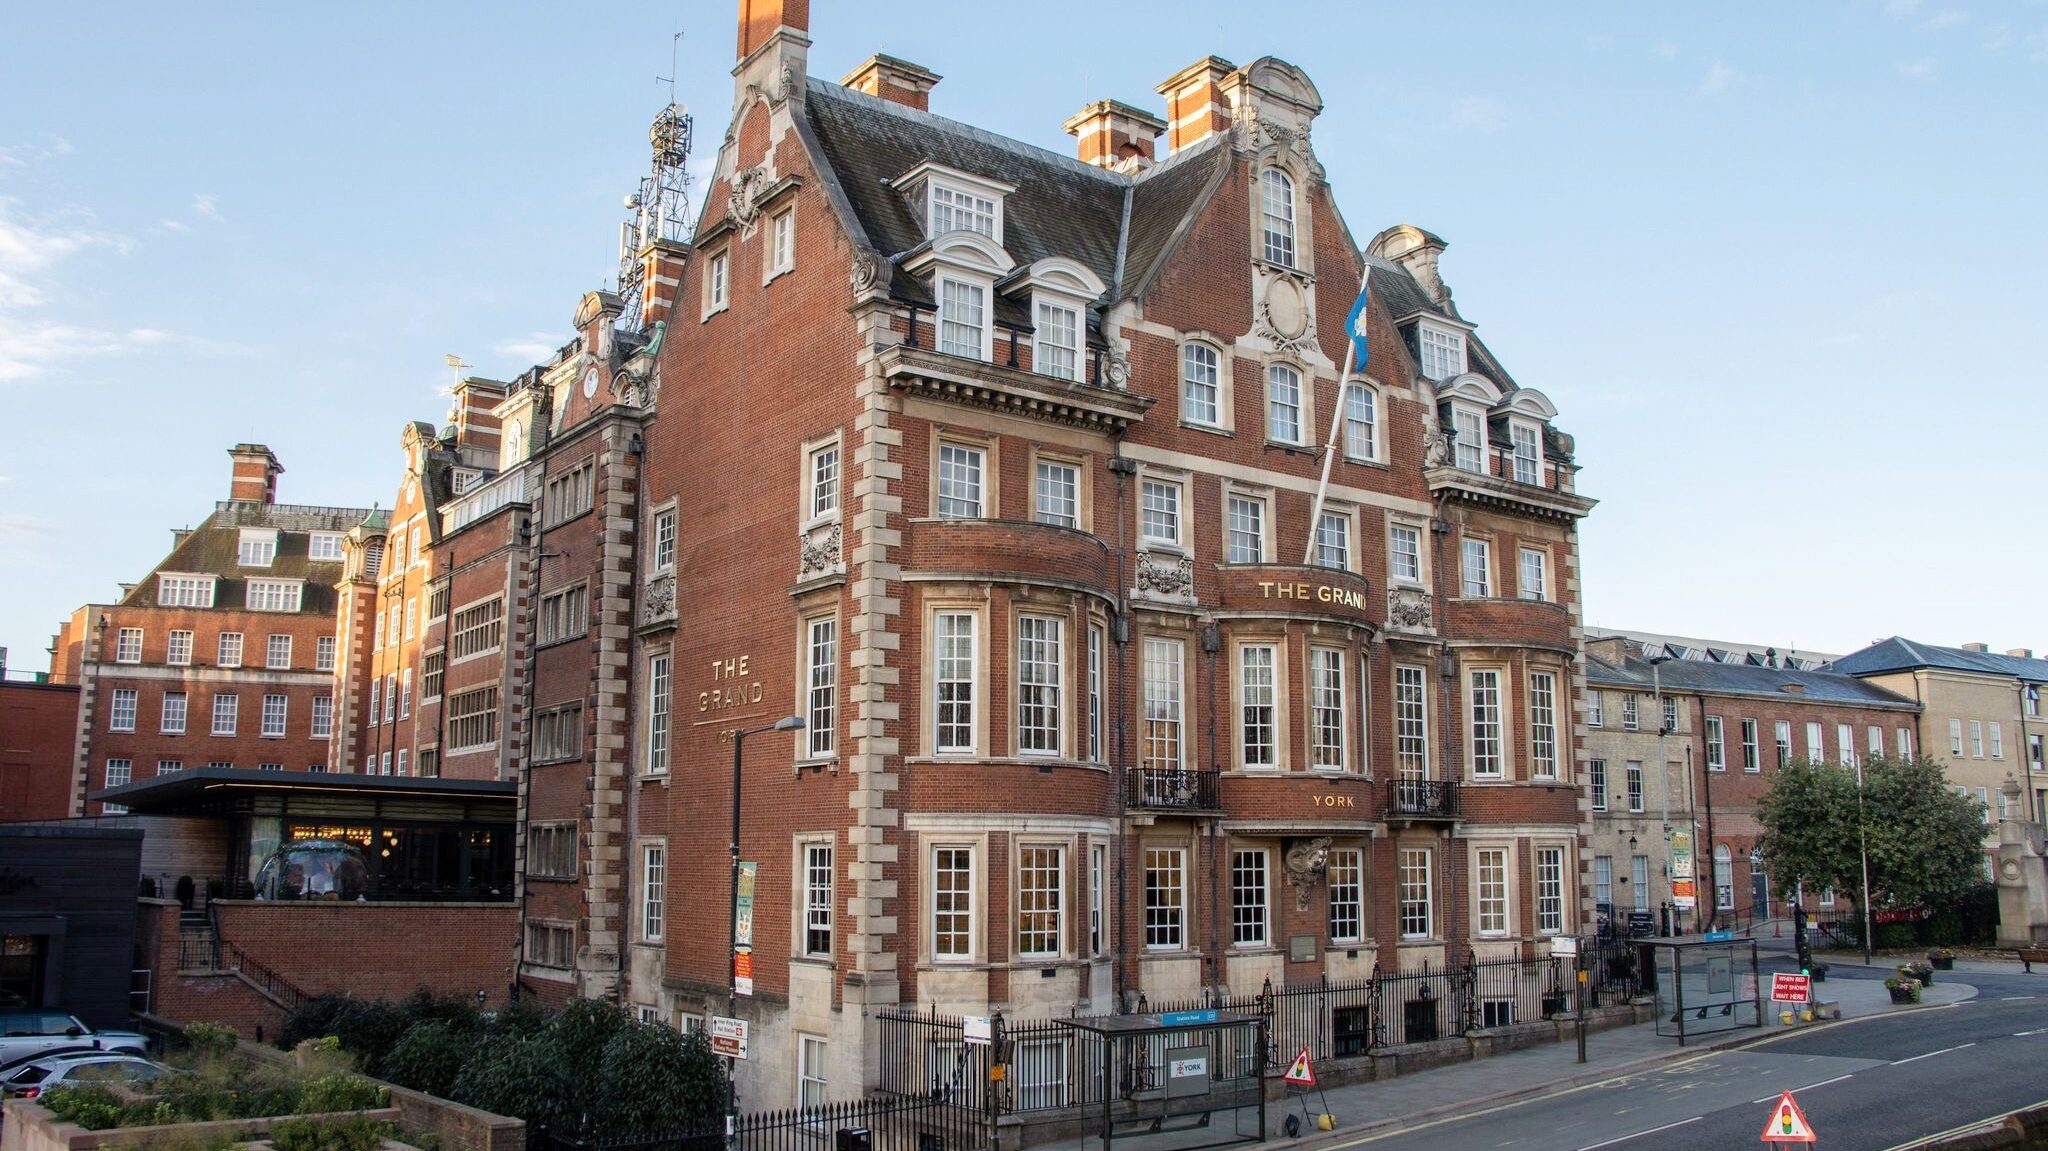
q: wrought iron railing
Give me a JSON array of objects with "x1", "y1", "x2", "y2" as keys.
[
  {"x1": 1387, "y1": 777, "x2": 1459, "y2": 818},
  {"x1": 1125, "y1": 767, "x2": 1221, "y2": 812}
]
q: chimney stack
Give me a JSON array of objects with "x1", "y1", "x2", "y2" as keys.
[
  {"x1": 737, "y1": 0, "x2": 808, "y2": 63},
  {"x1": 1064, "y1": 100, "x2": 1167, "y2": 170},
  {"x1": 1155, "y1": 56, "x2": 1235, "y2": 156},
  {"x1": 2008, "y1": 648, "x2": 2035, "y2": 659},
  {"x1": 1962, "y1": 642, "x2": 1991, "y2": 653},
  {"x1": 842, "y1": 55, "x2": 941, "y2": 111},
  {"x1": 228, "y1": 444, "x2": 282, "y2": 505}
]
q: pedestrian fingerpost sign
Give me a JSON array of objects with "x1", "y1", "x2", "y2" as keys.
[
  {"x1": 1282, "y1": 1045, "x2": 1316, "y2": 1086},
  {"x1": 1771, "y1": 973, "x2": 1812, "y2": 1003},
  {"x1": 710, "y1": 1016, "x2": 750, "y2": 1061},
  {"x1": 1760, "y1": 1091, "x2": 1817, "y2": 1143}
]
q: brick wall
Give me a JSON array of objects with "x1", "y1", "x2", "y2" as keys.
[{"x1": 0, "y1": 681, "x2": 79, "y2": 822}]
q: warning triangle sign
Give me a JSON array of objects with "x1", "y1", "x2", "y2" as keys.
[
  {"x1": 1760, "y1": 1091, "x2": 1817, "y2": 1143},
  {"x1": 1282, "y1": 1045, "x2": 1316, "y2": 1086}
]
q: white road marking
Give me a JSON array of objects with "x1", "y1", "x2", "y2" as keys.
[
  {"x1": 2015, "y1": 1028, "x2": 2048, "y2": 1037},
  {"x1": 1576, "y1": 1116, "x2": 1700, "y2": 1151},
  {"x1": 2002, "y1": 995, "x2": 2036, "y2": 1001},
  {"x1": 1891, "y1": 1042, "x2": 1976, "y2": 1065},
  {"x1": 1751, "y1": 1074, "x2": 1855, "y2": 1104}
]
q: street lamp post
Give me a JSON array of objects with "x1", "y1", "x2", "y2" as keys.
[
  {"x1": 1650, "y1": 656, "x2": 1678, "y2": 934},
  {"x1": 1854, "y1": 757, "x2": 1875, "y2": 967},
  {"x1": 725, "y1": 714, "x2": 804, "y2": 1124}
]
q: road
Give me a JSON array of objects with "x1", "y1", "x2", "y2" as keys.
[{"x1": 1323, "y1": 959, "x2": 2048, "y2": 1151}]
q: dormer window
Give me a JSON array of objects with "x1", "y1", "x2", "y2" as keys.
[
  {"x1": 238, "y1": 529, "x2": 278, "y2": 568},
  {"x1": 1510, "y1": 421, "x2": 1541, "y2": 484},
  {"x1": 1451, "y1": 405, "x2": 1485, "y2": 472},
  {"x1": 938, "y1": 277, "x2": 989, "y2": 359},
  {"x1": 931, "y1": 182, "x2": 998, "y2": 240},
  {"x1": 1034, "y1": 300, "x2": 1080, "y2": 381},
  {"x1": 1419, "y1": 324, "x2": 1465, "y2": 381},
  {"x1": 1259, "y1": 168, "x2": 1296, "y2": 267}
]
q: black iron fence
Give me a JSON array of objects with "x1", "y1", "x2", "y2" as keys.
[
  {"x1": 878, "y1": 950, "x2": 1630, "y2": 1119},
  {"x1": 1387, "y1": 778, "x2": 1459, "y2": 818},
  {"x1": 534, "y1": 1095, "x2": 988, "y2": 1151}
]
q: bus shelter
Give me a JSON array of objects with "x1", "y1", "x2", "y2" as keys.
[
  {"x1": 1648, "y1": 936, "x2": 1763, "y2": 1045},
  {"x1": 1061, "y1": 1009, "x2": 1269, "y2": 1151}
]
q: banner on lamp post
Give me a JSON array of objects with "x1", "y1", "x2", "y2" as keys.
[{"x1": 1670, "y1": 830, "x2": 1697, "y2": 910}]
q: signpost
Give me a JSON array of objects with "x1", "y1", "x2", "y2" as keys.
[
  {"x1": 734, "y1": 861, "x2": 757, "y2": 997},
  {"x1": 1760, "y1": 1091, "x2": 1817, "y2": 1143},
  {"x1": 1671, "y1": 830, "x2": 1698, "y2": 912},
  {"x1": 963, "y1": 1016, "x2": 993, "y2": 1047},
  {"x1": 1771, "y1": 973, "x2": 1813, "y2": 1004},
  {"x1": 710, "y1": 1017, "x2": 750, "y2": 1061},
  {"x1": 1551, "y1": 935, "x2": 1579, "y2": 959}
]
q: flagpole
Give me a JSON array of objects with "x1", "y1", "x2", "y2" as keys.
[{"x1": 1302, "y1": 280, "x2": 1371, "y2": 566}]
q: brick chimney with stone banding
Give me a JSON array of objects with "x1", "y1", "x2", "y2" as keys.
[
  {"x1": 1064, "y1": 100, "x2": 1166, "y2": 170},
  {"x1": 737, "y1": 0, "x2": 807, "y2": 63},
  {"x1": 1156, "y1": 56, "x2": 1235, "y2": 156},
  {"x1": 227, "y1": 443, "x2": 282, "y2": 505},
  {"x1": 842, "y1": 55, "x2": 941, "y2": 111}
]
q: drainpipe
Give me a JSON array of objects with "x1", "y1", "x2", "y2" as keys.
[
  {"x1": 1108, "y1": 447, "x2": 1135, "y2": 1009},
  {"x1": 1696, "y1": 694, "x2": 1717, "y2": 930}
]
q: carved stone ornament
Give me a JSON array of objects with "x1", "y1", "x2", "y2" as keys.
[
  {"x1": 1387, "y1": 587, "x2": 1434, "y2": 632},
  {"x1": 1254, "y1": 271, "x2": 1319, "y2": 360},
  {"x1": 1135, "y1": 551, "x2": 1195, "y2": 599},
  {"x1": 1285, "y1": 837, "x2": 1334, "y2": 911},
  {"x1": 1102, "y1": 334, "x2": 1132, "y2": 389},
  {"x1": 728, "y1": 165, "x2": 772, "y2": 233},
  {"x1": 799, "y1": 523, "x2": 843, "y2": 578},
  {"x1": 850, "y1": 249, "x2": 885, "y2": 295},
  {"x1": 643, "y1": 573, "x2": 677, "y2": 624},
  {"x1": 1422, "y1": 430, "x2": 1451, "y2": 469}
]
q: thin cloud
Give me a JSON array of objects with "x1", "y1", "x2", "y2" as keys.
[
  {"x1": 1651, "y1": 41, "x2": 1680, "y2": 60},
  {"x1": 0, "y1": 136, "x2": 74, "y2": 167},
  {"x1": 1920, "y1": 10, "x2": 1969, "y2": 29},
  {"x1": 159, "y1": 220, "x2": 191, "y2": 233},
  {"x1": 1698, "y1": 60, "x2": 1745, "y2": 95},
  {"x1": 1898, "y1": 57, "x2": 1941, "y2": 81},
  {"x1": 191, "y1": 193, "x2": 220, "y2": 220},
  {"x1": 496, "y1": 333, "x2": 564, "y2": 365},
  {"x1": 1885, "y1": 0, "x2": 1922, "y2": 17}
]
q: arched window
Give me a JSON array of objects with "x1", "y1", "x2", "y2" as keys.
[
  {"x1": 504, "y1": 419, "x2": 524, "y2": 465},
  {"x1": 1182, "y1": 342, "x2": 1220, "y2": 426},
  {"x1": 1260, "y1": 168, "x2": 1296, "y2": 267},
  {"x1": 1714, "y1": 844, "x2": 1734, "y2": 911},
  {"x1": 1343, "y1": 383, "x2": 1377, "y2": 461}
]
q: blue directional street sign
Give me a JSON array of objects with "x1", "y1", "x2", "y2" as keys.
[
  {"x1": 1704, "y1": 930, "x2": 1734, "y2": 942},
  {"x1": 1160, "y1": 1009, "x2": 1220, "y2": 1027}
]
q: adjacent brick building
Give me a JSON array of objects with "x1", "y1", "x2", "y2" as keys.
[
  {"x1": 51, "y1": 446, "x2": 370, "y2": 815},
  {"x1": 1586, "y1": 633, "x2": 1918, "y2": 931},
  {"x1": 0, "y1": 677, "x2": 79, "y2": 822},
  {"x1": 617, "y1": 0, "x2": 1596, "y2": 1104}
]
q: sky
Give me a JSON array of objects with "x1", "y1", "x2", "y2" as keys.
[{"x1": 2, "y1": 1, "x2": 2044, "y2": 672}]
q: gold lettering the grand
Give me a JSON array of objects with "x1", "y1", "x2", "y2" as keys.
[{"x1": 698, "y1": 652, "x2": 763, "y2": 711}]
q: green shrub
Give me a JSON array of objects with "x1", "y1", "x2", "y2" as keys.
[
  {"x1": 381, "y1": 1019, "x2": 468, "y2": 1100},
  {"x1": 268, "y1": 1115, "x2": 392, "y2": 1151},
  {"x1": 184, "y1": 1022, "x2": 241, "y2": 1060},
  {"x1": 227, "y1": 1066, "x2": 306, "y2": 1119},
  {"x1": 298, "y1": 1072, "x2": 388, "y2": 1114},
  {"x1": 40, "y1": 1085, "x2": 126, "y2": 1131},
  {"x1": 449, "y1": 1030, "x2": 572, "y2": 1134},
  {"x1": 155, "y1": 1068, "x2": 236, "y2": 1122},
  {"x1": 399, "y1": 988, "x2": 482, "y2": 1034},
  {"x1": 590, "y1": 1022, "x2": 726, "y2": 1137},
  {"x1": 328, "y1": 1000, "x2": 414, "y2": 1076},
  {"x1": 280, "y1": 996, "x2": 353, "y2": 1051}
]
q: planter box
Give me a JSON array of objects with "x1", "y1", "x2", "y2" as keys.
[
  {"x1": 1930, "y1": 956, "x2": 1955, "y2": 971},
  {"x1": 0, "y1": 1100, "x2": 404, "y2": 1151}
]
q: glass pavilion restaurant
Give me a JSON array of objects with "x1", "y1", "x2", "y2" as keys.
[{"x1": 93, "y1": 767, "x2": 516, "y2": 903}]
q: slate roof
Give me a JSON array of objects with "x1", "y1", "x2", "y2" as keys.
[
  {"x1": 121, "y1": 501, "x2": 370, "y2": 615},
  {"x1": 1586, "y1": 650, "x2": 1918, "y2": 710},
  {"x1": 1826, "y1": 637, "x2": 2048, "y2": 683}
]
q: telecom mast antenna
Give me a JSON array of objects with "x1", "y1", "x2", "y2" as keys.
[{"x1": 618, "y1": 29, "x2": 695, "y2": 332}]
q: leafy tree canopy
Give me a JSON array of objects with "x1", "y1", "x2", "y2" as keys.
[{"x1": 1757, "y1": 754, "x2": 1987, "y2": 909}]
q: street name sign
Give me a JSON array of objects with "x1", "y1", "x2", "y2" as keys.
[
  {"x1": 1770, "y1": 973, "x2": 1812, "y2": 1003},
  {"x1": 1760, "y1": 1091, "x2": 1817, "y2": 1143},
  {"x1": 1159, "y1": 1009, "x2": 1219, "y2": 1027}
]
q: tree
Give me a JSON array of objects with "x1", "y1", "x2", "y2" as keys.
[{"x1": 1757, "y1": 754, "x2": 1987, "y2": 916}]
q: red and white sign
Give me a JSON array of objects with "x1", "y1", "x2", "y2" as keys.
[
  {"x1": 1760, "y1": 1091, "x2": 1817, "y2": 1144},
  {"x1": 1770, "y1": 973, "x2": 1813, "y2": 1003},
  {"x1": 1282, "y1": 1045, "x2": 1316, "y2": 1086}
]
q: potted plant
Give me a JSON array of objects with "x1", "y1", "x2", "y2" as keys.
[
  {"x1": 1886, "y1": 972, "x2": 1923, "y2": 1005},
  {"x1": 1928, "y1": 947, "x2": 1956, "y2": 971},
  {"x1": 1907, "y1": 959, "x2": 1935, "y2": 986}
]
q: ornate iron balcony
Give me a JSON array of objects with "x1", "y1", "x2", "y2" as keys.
[
  {"x1": 1387, "y1": 778, "x2": 1460, "y2": 820},
  {"x1": 1127, "y1": 767, "x2": 1221, "y2": 813}
]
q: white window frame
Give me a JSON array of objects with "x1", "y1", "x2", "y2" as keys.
[
  {"x1": 936, "y1": 441, "x2": 986, "y2": 519},
  {"x1": 308, "y1": 531, "x2": 344, "y2": 561},
  {"x1": 1461, "y1": 538, "x2": 1492, "y2": 598},
  {"x1": 115, "y1": 627, "x2": 143, "y2": 664},
  {"x1": 246, "y1": 578, "x2": 304, "y2": 613},
  {"x1": 1590, "y1": 759, "x2": 1608, "y2": 811},
  {"x1": 806, "y1": 441, "x2": 840, "y2": 523},
  {"x1": 311, "y1": 695, "x2": 333, "y2": 740},
  {"x1": 1529, "y1": 671, "x2": 1558, "y2": 779},
  {"x1": 1588, "y1": 690, "x2": 1604, "y2": 728},
  {"x1": 1342, "y1": 383, "x2": 1378, "y2": 462},
  {"x1": 1451, "y1": 403, "x2": 1485, "y2": 472},
  {"x1": 1327, "y1": 847, "x2": 1364, "y2": 944},
  {"x1": 645, "y1": 653, "x2": 671, "y2": 775},
  {"x1": 1742, "y1": 719, "x2": 1761, "y2": 772},
  {"x1": 1309, "y1": 647, "x2": 1347, "y2": 772},
  {"x1": 641, "y1": 842, "x2": 667, "y2": 942},
  {"x1": 1389, "y1": 522, "x2": 1423, "y2": 585},
  {"x1": 1265, "y1": 362, "x2": 1304, "y2": 445},
  {"x1": 931, "y1": 844, "x2": 977, "y2": 962},
  {"x1": 261, "y1": 693, "x2": 287, "y2": 738},
  {"x1": 1509, "y1": 420, "x2": 1542, "y2": 484},
  {"x1": 928, "y1": 178, "x2": 1002, "y2": 242},
  {"x1": 1087, "y1": 625, "x2": 1105, "y2": 764},
  {"x1": 1536, "y1": 846, "x2": 1567, "y2": 934},
  {"x1": 1396, "y1": 665, "x2": 1430, "y2": 779},
  {"x1": 1626, "y1": 761, "x2": 1645, "y2": 813},
  {"x1": 768, "y1": 209, "x2": 795, "y2": 279},
  {"x1": 1419, "y1": 323, "x2": 1467, "y2": 382},
  {"x1": 1230, "y1": 847, "x2": 1270, "y2": 948},
  {"x1": 802, "y1": 840, "x2": 834, "y2": 958},
  {"x1": 266, "y1": 634, "x2": 292, "y2": 670},
  {"x1": 933, "y1": 610, "x2": 978, "y2": 755},
  {"x1": 704, "y1": 248, "x2": 729, "y2": 315},
  {"x1": 1142, "y1": 637, "x2": 1186, "y2": 773},
  {"x1": 1258, "y1": 167, "x2": 1296, "y2": 267},
  {"x1": 1475, "y1": 847, "x2": 1509, "y2": 937},
  {"x1": 1034, "y1": 458, "x2": 1079, "y2": 529},
  {"x1": 1314, "y1": 510, "x2": 1351, "y2": 572},
  {"x1": 168, "y1": 630, "x2": 193, "y2": 667},
  {"x1": 1143, "y1": 846, "x2": 1186, "y2": 951},
  {"x1": 212, "y1": 693, "x2": 239, "y2": 736},
  {"x1": 1016, "y1": 614, "x2": 1065, "y2": 757},
  {"x1": 1238, "y1": 643, "x2": 1279, "y2": 770},
  {"x1": 1181, "y1": 341, "x2": 1222, "y2": 428},
  {"x1": 161, "y1": 691, "x2": 187, "y2": 735},
  {"x1": 108, "y1": 688, "x2": 137, "y2": 733},
  {"x1": 805, "y1": 616, "x2": 836, "y2": 760},
  {"x1": 1398, "y1": 848, "x2": 1434, "y2": 940},
  {"x1": 1139, "y1": 475, "x2": 1185, "y2": 550},
  {"x1": 157, "y1": 574, "x2": 217, "y2": 609},
  {"x1": 798, "y1": 1034, "x2": 828, "y2": 1111},
  {"x1": 1225, "y1": 491, "x2": 1269, "y2": 564},
  {"x1": 1016, "y1": 843, "x2": 1066, "y2": 960},
  {"x1": 1705, "y1": 715, "x2": 1726, "y2": 772},
  {"x1": 937, "y1": 275, "x2": 992, "y2": 361},
  {"x1": 1468, "y1": 668, "x2": 1504, "y2": 778},
  {"x1": 1776, "y1": 720, "x2": 1794, "y2": 766},
  {"x1": 1033, "y1": 297, "x2": 1081, "y2": 382},
  {"x1": 237, "y1": 528, "x2": 278, "y2": 568},
  {"x1": 1518, "y1": 548, "x2": 1548, "y2": 601}
]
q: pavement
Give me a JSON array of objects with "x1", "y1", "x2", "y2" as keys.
[{"x1": 1036, "y1": 931, "x2": 2020, "y2": 1151}]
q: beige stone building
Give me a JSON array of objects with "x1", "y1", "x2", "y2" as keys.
[{"x1": 1829, "y1": 638, "x2": 2048, "y2": 864}]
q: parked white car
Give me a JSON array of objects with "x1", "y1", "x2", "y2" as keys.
[
  {"x1": 3, "y1": 1053, "x2": 172, "y2": 1101},
  {"x1": 0, "y1": 1012, "x2": 148, "y2": 1069}
]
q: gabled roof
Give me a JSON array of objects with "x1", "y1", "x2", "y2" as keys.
[
  {"x1": 1586, "y1": 649, "x2": 1918, "y2": 710},
  {"x1": 1826, "y1": 636, "x2": 2048, "y2": 682}
]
